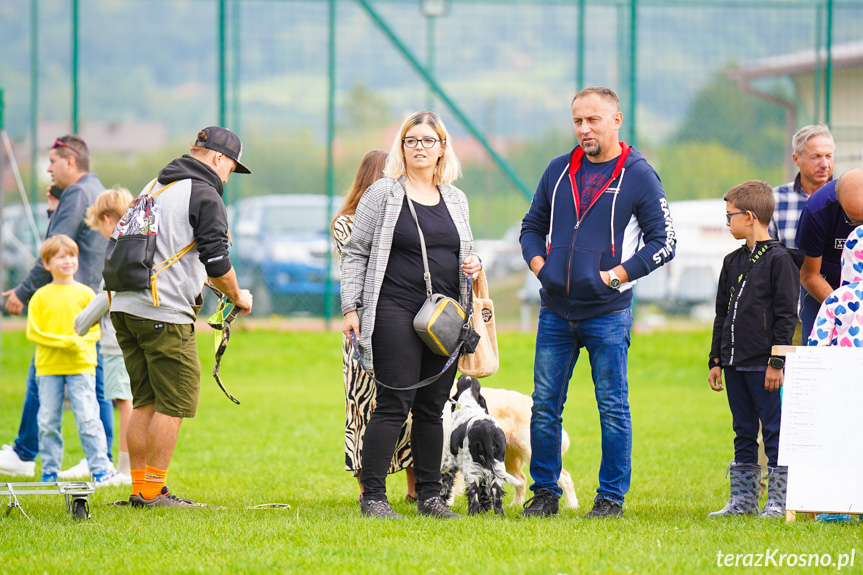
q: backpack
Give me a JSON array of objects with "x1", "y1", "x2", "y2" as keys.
[{"x1": 102, "y1": 179, "x2": 196, "y2": 306}]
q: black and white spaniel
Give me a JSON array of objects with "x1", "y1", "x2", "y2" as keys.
[{"x1": 441, "y1": 375, "x2": 522, "y2": 515}]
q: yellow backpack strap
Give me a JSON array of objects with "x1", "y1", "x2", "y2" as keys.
[
  {"x1": 145, "y1": 179, "x2": 190, "y2": 306},
  {"x1": 150, "y1": 241, "x2": 197, "y2": 306}
]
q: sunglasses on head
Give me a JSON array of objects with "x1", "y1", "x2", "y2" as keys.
[{"x1": 52, "y1": 139, "x2": 81, "y2": 157}]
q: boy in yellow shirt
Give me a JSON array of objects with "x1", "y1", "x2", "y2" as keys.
[{"x1": 26, "y1": 234, "x2": 119, "y2": 485}]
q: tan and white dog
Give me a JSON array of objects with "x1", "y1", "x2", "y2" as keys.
[{"x1": 443, "y1": 381, "x2": 578, "y2": 509}]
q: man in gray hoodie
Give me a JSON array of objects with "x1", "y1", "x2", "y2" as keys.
[
  {"x1": 111, "y1": 127, "x2": 252, "y2": 508},
  {"x1": 0, "y1": 135, "x2": 114, "y2": 478}
]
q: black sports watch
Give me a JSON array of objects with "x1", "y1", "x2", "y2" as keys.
[
  {"x1": 768, "y1": 356, "x2": 785, "y2": 370},
  {"x1": 607, "y1": 269, "x2": 621, "y2": 289}
]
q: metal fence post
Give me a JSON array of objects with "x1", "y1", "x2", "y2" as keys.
[
  {"x1": 324, "y1": 0, "x2": 337, "y2": 325},
  {"x1": 30, "y1": 0, "x2": 39, "y2": 207},
  {"x1": 72, "y1": 0, "x2": 79, "y2": 134},
  {"x1": 825, "y1": 0, "x2": 833, "y2": 126},
  {"x1": 1, "y1": 88, "x2": 5, "y2": 363},
  {"x1": 629, "y1": 0, "x2": 637, "y2": 147}
]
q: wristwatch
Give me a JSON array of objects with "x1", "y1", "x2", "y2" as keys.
[
  {"x1": 607, "y1": 269, "x2": 621, "y2": 289},
  {"x1": 768, "y1": 356, "x2": 785, "y2": 370}
]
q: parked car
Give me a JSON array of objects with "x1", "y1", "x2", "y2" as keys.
[
  {"x1": 229, "y1": 194, "x2": 340, "y2": 316},
  {"x1": 1, "y1": 202, "x2": 48, "y2": 295}
]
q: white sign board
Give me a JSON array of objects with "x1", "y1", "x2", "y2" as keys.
[{"x1": 778, "y1": 346, "x2": 863, "y2": 513}]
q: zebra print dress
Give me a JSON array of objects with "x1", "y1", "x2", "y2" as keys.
[{"x1": 333, "y1": 214, "x2": 412, "y2": 475}]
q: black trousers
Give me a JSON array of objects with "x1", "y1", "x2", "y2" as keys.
[
  {"x1": 361, "y1": 295, "x2": 457, "y2": 501},
  {"x1": 724, "y1": 367, "x2": 782, "y2": 467}
]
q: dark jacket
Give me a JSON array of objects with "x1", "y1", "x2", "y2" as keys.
[
  {"x1": 520, "y1": 144, "x2": 676, "y2": 320},
  {"x1": 157, "y1": 155, "x2": 232, "y2": 278},
  {"x1": 15, "y1": 172, "x2": 107, "y2": 303},
  {"x1": 710, "y1": 239, "x2": 800, "y2": 368}
]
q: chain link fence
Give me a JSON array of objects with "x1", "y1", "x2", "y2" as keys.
[{"x1": 1, "y1": 0, "x2": 862, "y2": 321}]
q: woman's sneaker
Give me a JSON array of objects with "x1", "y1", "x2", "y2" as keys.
[
  {"x1": 129, "y1": 486, "x2": 204, "y2": 508},
  {"x1": 360, "y1": 498, "x2": 403, "y2": 519},
  {"x1": 417, "y1": 496, "x2": 460, "y2": 518}
]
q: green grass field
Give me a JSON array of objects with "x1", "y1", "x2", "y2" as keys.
[{"x1": 0, "y1": 328, "x2": 859, "y2": 574}]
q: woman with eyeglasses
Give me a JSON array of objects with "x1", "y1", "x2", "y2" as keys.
[{"x1": 340, "y1": 111, "x2": 481, "y2": 519}]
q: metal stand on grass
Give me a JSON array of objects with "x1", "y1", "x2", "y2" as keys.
[{"x1": 2, "y1": 481, "x2": 95, "y2": 521}]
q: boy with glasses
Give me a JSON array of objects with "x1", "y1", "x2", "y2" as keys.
[{"x1": 708, "y1": 180, "x2": 800, "y2": 518}]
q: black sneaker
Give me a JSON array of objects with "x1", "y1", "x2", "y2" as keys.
[
  {"x1": 520, "y1": 489, "x2": 559, "y2": 517},
  {"x1": 583, "y1": 498, "x2": 623, "y2": 518},
  {"x1": 417, "y1": 496, "x2": 460, "y2": 518},
  {"x1": 360, "y1": 498, "x2": 403, "y2": 519},
  {"x1": 129, "y1": 486, "x2": 205, "y2": 509}
]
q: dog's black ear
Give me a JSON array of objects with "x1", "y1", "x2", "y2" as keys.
[
  {"x1": 450, "y1": 422, "x2": 468, "y2": 457},
  {"x1": 470, "y1": 377, "x2": 486, "y2": 409},
  {"x1": 493, "y1": 427, "x2": 507, "y2": 460}
]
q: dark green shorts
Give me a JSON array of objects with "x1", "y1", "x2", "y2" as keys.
[{"x1": 110, "y1": 312, "x2": 201, "y2": 418}]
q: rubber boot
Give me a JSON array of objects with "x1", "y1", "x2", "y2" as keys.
[
  {"x1": 707, "y1": 462, "x2": 761, "y2": 518},
  {"x1": 760, "y1": 466, "x2": 788, "y2": 518}
]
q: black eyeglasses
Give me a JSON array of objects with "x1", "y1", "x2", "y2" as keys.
[
  {"x1": 403, "y1": 137, "x2": 442, "y2": 149},
  {"x1": 52, "y1": 139, "x2": 81, "y2": 157},
  {"x1": 843, "y1": 209, "x2": 863, "y2": 227},
  {"x1": 725, "y1": 210, "x2": 749, "y2": 223}
]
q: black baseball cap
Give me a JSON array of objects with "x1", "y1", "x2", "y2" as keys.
[{"x1": 195, "y1": 126, "x2": 251, "y2": 174}]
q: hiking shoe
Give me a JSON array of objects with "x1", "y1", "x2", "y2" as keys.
[
  {"x1": 520, "y1": 489, "x2": 559, "y2": 517},
  {"x1": 129, "y1": 486, "x2": 204, "y2": 508},
  {"x1": 584, "y1": 498, "x2": 623, "y2": 518},
  {"x1": 41, "y1": 472, "x2": 58, "y2": 482},
  {"x1": 417, "y1": 496, "x2": 460, "y2": 518},
  {"x1": 360, "y1": 498, "x2": 403, "y2": 519},
  {"x1": 58, "y1": 458, "x2": 90, "y2": 479},
  {"x1": 93, "y1": 469, "x2": 129, "y2": 488},
  {"x1": 0, "y1": 445, "x2": 36, "y2": 477}
]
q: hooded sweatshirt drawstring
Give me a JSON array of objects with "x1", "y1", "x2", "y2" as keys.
[{"x1": 551, "y1": 142, "x2": 631, "y2": 257}]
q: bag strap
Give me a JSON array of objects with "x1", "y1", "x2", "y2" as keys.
[
  {"x1": 403, "y1": 184, "x2": 434, "y2": 298},
  {"x1": 726, "y1": 241, "x2": 775, "y2": 312},
  {"x1": 349, "y1": 275, "x2": 473, "y2": 390}
]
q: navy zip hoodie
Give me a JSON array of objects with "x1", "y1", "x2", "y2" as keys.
[{"x1": 520, "y1": 144, "x2": 676, "y2": 320}]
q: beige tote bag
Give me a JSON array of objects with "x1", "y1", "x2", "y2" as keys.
[{"x1": 458, "y1": 269, "x2": 499, "y2": 378}]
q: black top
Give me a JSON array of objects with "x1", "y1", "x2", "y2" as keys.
[
  {"x1": 710, "y1": 240, "x2": 800, "y2": 368},
  {"x1": 380, "y1": 196, "x2": 461, "y2": 311}
]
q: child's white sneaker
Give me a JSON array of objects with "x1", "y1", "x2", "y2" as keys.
[
  {"x1": 58, "y1": 458, "x2": 90, "y2": 479},
  {"x1": 93, "y1": 469, "x2": 126, "y2": 488}
]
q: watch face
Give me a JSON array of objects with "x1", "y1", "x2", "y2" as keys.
[
  {"x1": 769, "y1": 357, "x2": 784, "y2": 369},
  {"x1": 609, "y1": 279, "x2": 621, "y2": 288}
]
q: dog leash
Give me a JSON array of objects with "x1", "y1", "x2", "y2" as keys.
[{"x1": 206, "y1": 283, "x2": 242, "y2": 405}]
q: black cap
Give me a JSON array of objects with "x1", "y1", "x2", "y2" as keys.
[{"x1": 195, "y1": 126, "x2": 251, "y2": 174}]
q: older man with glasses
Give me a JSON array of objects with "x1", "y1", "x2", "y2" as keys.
[
  {"x1": 796, "y1": 168, "x2": 863, "y2": 345},
  {"x1": 0, "y1": 135, "x2": 117, "y2": 481}
]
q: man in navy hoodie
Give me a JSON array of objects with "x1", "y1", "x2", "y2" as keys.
[{"x1": 519, "y1": 87, "x2": 675, "y2": 518}]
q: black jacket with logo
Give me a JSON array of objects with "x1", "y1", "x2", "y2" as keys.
[{"x1": 710, "y1": 239, "x2": 800, "y2": 368}]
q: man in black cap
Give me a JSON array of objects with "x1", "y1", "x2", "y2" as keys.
[{"x1": 110, "y1": 127, "x2": 253, "y2": 507}]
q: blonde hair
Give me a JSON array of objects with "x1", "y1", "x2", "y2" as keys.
[
  {"x1": 84, "y1": 187, "x2": 134, "y2": 229},
  {"x1": 40, "y1": 234, "x2": 79, "y2": 262},
  {"x1": 383, "y1": 111, "x2": 461, "y2": 186}
]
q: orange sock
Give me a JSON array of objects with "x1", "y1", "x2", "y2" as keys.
[
  {"x1": 131, "y1": 469, "x2": 146, "y2": 496},
  {"x1": 141, "y1": 466, "x2": 167, "y2": 500}
]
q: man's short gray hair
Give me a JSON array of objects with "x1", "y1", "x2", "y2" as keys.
[{"x1": 792, "y1": 125, "x2": 834, "y2": 155}]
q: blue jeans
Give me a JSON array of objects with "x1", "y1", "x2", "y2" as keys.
[
  {"x1": 530, "y1": 305, "x2": 633, "y2": 506},
  {"x1": 13, "y1": 347, "x2": 113, "y2": 463},
  {"x1": 800, "y1": 289, "x2": 821, "y2": 346},
  {"x1": 36, "y1": 374, "x2": 111, "y2": 476}
]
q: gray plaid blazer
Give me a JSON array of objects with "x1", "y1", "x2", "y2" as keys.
[{"x1": 340, "y1": 176, "x2": 474, "y2": 373}]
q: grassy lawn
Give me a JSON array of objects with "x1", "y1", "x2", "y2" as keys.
[{"x1": 0, "y1": 327, "x2": 859, "y2": 574}]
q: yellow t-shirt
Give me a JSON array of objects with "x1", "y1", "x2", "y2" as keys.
[{"x1": 26, "y1": 282, "x2": 101, "y2": 377}]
